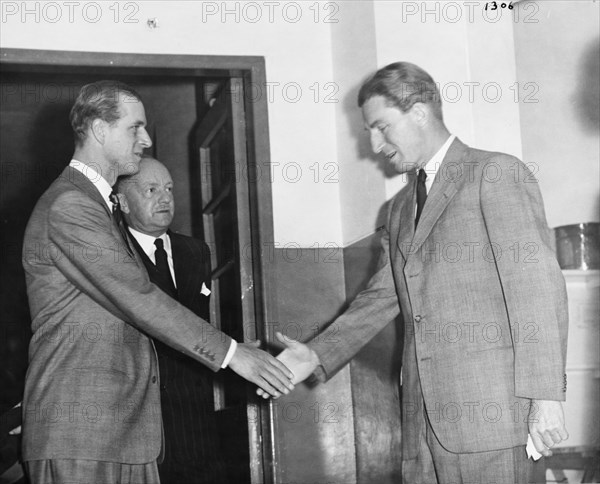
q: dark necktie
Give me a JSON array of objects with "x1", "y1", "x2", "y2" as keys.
[
  {"x1": 154, "y1": 238, "x2": 176, "y2": 291},
  {"x1": 415, "y1": 168, "x2": 428, "y2": 228}
]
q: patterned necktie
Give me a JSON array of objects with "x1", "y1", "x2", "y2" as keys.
[
  {"x1": 415, "y1": 168, "x2": 428, "y2": 228},
  {"x1": 110, "y1": 192, "x2": 133, "y2": 255},
  {"x1": 154, "y1": 238, "x2": 176, "y2": 291}
]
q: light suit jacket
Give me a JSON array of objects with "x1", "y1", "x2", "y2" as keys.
[
  {"x1": 21, "y1": 166, "x2": 232, "y2": 464},
  {"x1": 309, "y1": 138, "x2": 568, "y2": 456}
]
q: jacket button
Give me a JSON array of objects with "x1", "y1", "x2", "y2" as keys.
[
  {"x1": 151, "y1": 376, "x2": 157, "y2": 384},
  {"x1": 414, "y1": 315, "x2": 422, "y2": 323}
]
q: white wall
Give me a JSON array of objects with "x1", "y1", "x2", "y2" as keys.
[
  {"x1": 333, "y1": 0, "x2": 598, "y2": 244},
  {"x1": 2, "y1": 0, "x2": 597, "y2": 245},
  {"x1": 330, "y1": 1, "x2": 386, "y2": 245},
  {"x1": 0, "y1": 0, "x2": 343, "y2": 246},
  {"x1": 371, "y1": 0, "x2": 523, "y2": 200},
  {"x1": 331, "y1": 1, "x2": 525, "y2": 245},
  {"x1": 514, "y1": 0, "x2": 600, "y2": 228}
]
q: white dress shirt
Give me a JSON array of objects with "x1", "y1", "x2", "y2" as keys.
[
  {"x1": 69, "y1": 160, "x2": 113, "y2": 209},
  {"x1": 413, "y1": 135, "x2": 456, "y2": 219},
  {"x1": 127, "y1": 228, "x2": 177, "y2": 287},
  {"x1": 421, "y1": 134, "x2": 456, "y2": 194}
]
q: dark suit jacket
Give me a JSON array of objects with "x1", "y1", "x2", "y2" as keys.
[
  {"x1": 21, "y1": 166, "x2": 232, "y2": 464},
  {"x1": 129, "y1": 231, "x2": 226, "y2": 482},
  {"x1": 309, "y1": 139, "x2": 568, "y2": 456}
]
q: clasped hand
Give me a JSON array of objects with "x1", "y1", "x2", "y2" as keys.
[
  {"x1": 528, "y1": 399, "x2": 569, "y2": 457},
  {"x1": 228, "y1": 339, "x2": 295, "y2": 399},
  {"x1": 256, "y1": 332, "x2": 320, "y2": 399}
]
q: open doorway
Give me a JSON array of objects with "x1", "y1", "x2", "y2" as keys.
[{"x1": 0, "y1": 48, "x2": 279, "y2": 483}]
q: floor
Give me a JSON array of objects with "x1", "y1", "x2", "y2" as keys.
[
  {"x1": 537, "y1": 447, "x2": 600, "y2": 483},
  {"x1": 546, "y1": 469, "x2": 597, "y2": 483}
]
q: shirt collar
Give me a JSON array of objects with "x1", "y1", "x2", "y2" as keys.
[
  {"x1": 128, "y1": 227, "x2": 171, "y2": 258},
  {"x1": 69, "y1": 159, "x2": 113, "y2": 209},
  {"x1": 421, "y1": 134, "x2": 456, "y2": 191}
]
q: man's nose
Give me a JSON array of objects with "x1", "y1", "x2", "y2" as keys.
[
  {"x1": 370, "y1": 131, "x2": 384, "y2": 154},
  {"x1": 138, "y1": 128, "x2": 152, "y2": 148},
  {"x1": 158, "y1": 190, "x2": 172, "y2": 203}
]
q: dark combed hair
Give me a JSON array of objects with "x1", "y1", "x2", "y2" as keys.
[
  {"x1": 358, "y1": 62, "x2": 443, "y2": 121},
  {"x1": 69, "y1": 80, "x2": 142, "y2": 146}
]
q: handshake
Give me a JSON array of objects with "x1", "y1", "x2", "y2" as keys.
[
  {"x1": 225, "y1": 331, "x2": 321, "y2": 399},
  {"x1": 257, "y1": 332, "x2": 321, "y2": 398}
]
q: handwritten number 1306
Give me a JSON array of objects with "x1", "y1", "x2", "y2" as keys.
[{"x1": 485, "y1": 1, "x2": 514, "y2": 10}]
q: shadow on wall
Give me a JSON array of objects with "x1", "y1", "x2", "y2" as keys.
[
  {"x1": 574, "y1": 36, "x2": 600, "y2": 221},
  {"x1": 343, "y1": 75, "x2": 403, "y2": 181},
  {"x1": 341, "y1": 76, "x2": 401, "y2": 233},
  {"x1": 574, "y1": 36, "x2": 600, "y2": 135}
]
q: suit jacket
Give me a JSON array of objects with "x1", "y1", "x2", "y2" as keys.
[
  {"x1": 21, "y1": 166, "x2": 232, "y2": 464},
  {"x1": 309, "y1": 138, "x2": 568, "y2": 456},
  {"x1": 129, "y1": 231, "x2": 226, "y2": 482}
]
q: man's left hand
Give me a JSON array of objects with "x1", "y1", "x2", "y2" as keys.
[{"x1": 528, "y1": 399, "x2": 568, "y2": 457}]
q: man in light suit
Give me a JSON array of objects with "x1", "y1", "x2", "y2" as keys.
[
  {"x1": 265, "y1": 62, "x2": 569, "y2": 483},
  {"x1": 115, "y1": 156, "x2": 227, "y2": 483},
  {"x1": 21, "y1": 80, "x2": 293, "y2": 483}
]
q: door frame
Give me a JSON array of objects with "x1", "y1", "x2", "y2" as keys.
[{"x1": 0, "y1": 47, "x2": 280, "y2": 483}]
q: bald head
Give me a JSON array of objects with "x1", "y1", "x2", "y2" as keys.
[{"x1": 116, "y1": 156, "x2": 174, "y2": 237}]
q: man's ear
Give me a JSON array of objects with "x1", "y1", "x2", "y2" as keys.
[
  {"x1": 90, "y1": 118, "x2": 106, "y2": 145},
  {"x1": 410, "y1": 102, "x2": 429, "y2": 127},
  {"x1": 116, "y1": 193, "x2": 130, "y2": 214}
]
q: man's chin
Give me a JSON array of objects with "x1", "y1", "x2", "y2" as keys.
[
  {"x1": 120, "y1": 161, "x2": 140, "y2": 176},
  {"x1": 391, "y1": 161, "x2": 416, "y2": 174},
  {"x1": 155, "y1": 214, "x2": 174, "y2": 226}
]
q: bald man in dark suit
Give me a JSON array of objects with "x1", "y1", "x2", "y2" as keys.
[{"x1": 115, "y1": 156, "x2": 227, "y2": 483}]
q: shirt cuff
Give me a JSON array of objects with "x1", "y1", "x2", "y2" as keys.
[{"x1": 221, "y1": 339, "x2": 237, "y2": 368}]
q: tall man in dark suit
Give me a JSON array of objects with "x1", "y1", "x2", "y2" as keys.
[
  {"x1": 21, "y1": 80, "x2": 293, "y2": 483},
  {"x1": 115, "y1": 156, "x2": 227, "y2": 483},
  {"x1": 262, "y1": 62, "x2": 569, "y2": 483}
]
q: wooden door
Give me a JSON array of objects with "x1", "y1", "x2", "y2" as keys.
[
  {"x1": 192, "y1": 77, "x2": 266, "y2": 483},
  {"x1": 1, "y1": 50, "x2": 279, "y2": 483}
]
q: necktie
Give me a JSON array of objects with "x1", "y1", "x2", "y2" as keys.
[
  {"x1": 110, "y1": 192, "x2": 133, "y2": 255},
  {"x1": 154, "y1": 238, "x2": 176, "y2": 291},
  {"x1": 415, "y1": 168, "x2": 428, "y2": 228}
]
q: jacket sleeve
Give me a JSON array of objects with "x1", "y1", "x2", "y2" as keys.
[
  {"x1": 480, "y1": 155, "x2": 568, "y2": 401},
  {"x1": 308, "y1": 218, "x2": 401, "y2": 381},
  {"x1": 47, "y1": 190, "x2": 232, "y2": 371}
]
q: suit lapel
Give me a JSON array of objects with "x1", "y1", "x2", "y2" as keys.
[
  {"x1": 410, "y1": 139, "x2": 470, "y2": 253},
  {"x1": 394, "y1": 179, "x2": 418, "y2": 262},
  {"x1": 62, "y1": 166, "x2": 112, "y2": 218},
  {"x1": 63, "y1": 166, "x2": 137, "y2": 258},
  {"x1": 129, "y1": 234, "x2": 156, "y2": 272},
  {"x1": 129, "y1": 233, "x2": 178, "y2": 298},
  {"x1": 170, "y1": 232, "x2": 203, "y2": 306}
]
